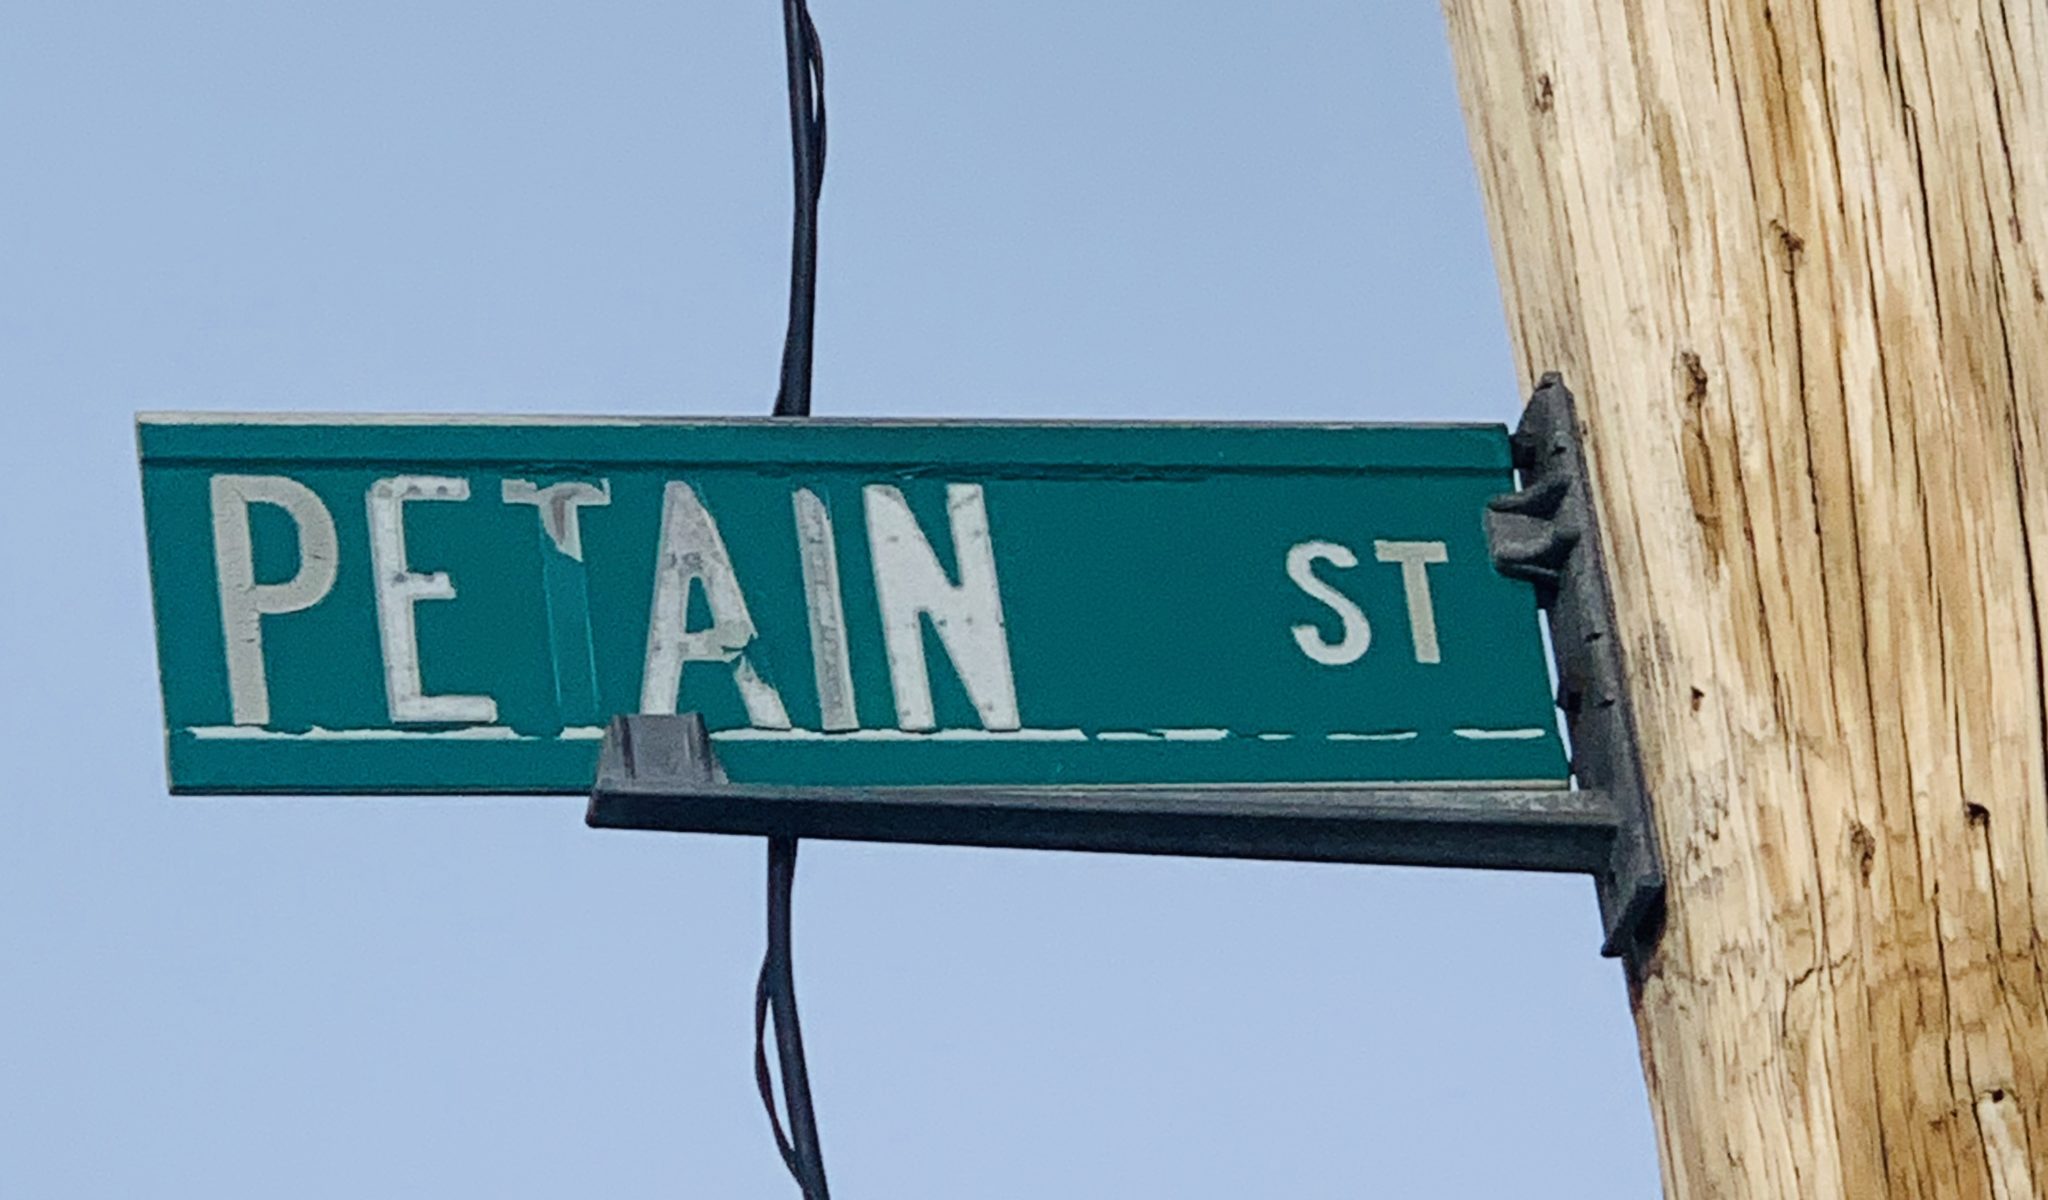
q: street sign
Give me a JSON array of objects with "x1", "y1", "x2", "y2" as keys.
[{"x1": 139, "y1": 414, "x2": 1566, "y2": 795}]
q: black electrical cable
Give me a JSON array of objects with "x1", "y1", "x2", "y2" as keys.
[
  {"x1": 772, "y1": 0, "x2": 827, "y2": 418},
  {"x1": 755, "y1": 2, "x2": 831, "y2": 1197},
  {"x1": 755, "y1": 836, "x2": 829, "y2": 1198}
]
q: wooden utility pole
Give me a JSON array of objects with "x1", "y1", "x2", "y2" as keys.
[{"x1": 1441, "y1": 2, "x2": 2048, "y2": 1195}]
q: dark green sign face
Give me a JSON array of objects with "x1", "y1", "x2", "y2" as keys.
[{"x1": 138, "y1": 416, "x2": 1565, "y2": 794}]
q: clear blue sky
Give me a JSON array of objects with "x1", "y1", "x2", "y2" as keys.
[{"x1": 0, "y1": 1, "x2": 1661, "y2": 1195}]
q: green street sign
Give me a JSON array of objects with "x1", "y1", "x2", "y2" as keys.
[{"x1": 138, "y1": 415, "x2": 1566, "y2": 795}]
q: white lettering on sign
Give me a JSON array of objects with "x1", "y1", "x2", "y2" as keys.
[
  {"x1": 1286, "y1": 541, "x2": 1371, "y2": 666},
  {"x1": 639, "y1": 481, "x2": 793, "y2": 729},
  {"x1": 501, "y1": 479, "x2": 611, "y2": 559},
  {"x1": 199, "y1": 470, "x2": 1468, "y2": 742},
  {"x1": 367, "y1": 476, "x2": 500, "y2": 724},
  {"x1": 864, "y1": 483, "x2": 1021, "y2": 732},
  {"x1": 210, "y1": 474, "x2": 340, "y2": 725},
  {"x1": 1374, "y1": 540, "x2": 1448, "y2": 665},
  {"x1": 793, "y1": 488, "x2": 860, "y2": 732},
  {"x1": 1287, "y1": 538, "x2": 1453, "y2": 667}
]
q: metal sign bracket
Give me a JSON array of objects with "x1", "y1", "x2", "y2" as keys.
[
  {"x1": 1487, "y1": 373, "x2": 1666, "y2": 957},
  {"x1": 589, "y1": 719, "x2": 1627, "y2": 880}
]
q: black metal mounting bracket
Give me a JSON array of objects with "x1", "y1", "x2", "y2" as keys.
[
  {"x1": 590, "y1": 714, "x2": 1627, "y2": 879},
  {"x1": 1486, "y1": 373, "x2": 1665, "y2": 958}
]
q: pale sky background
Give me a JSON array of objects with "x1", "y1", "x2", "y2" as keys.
[{"x1": 0, "y1": 2, "x2": 1662, "y2": 1195}]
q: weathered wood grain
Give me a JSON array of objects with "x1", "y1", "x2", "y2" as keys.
[{"x1": 1441, "y1": 1, "x2": 2048, "y2": 1194}]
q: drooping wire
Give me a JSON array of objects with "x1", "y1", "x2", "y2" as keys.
[
  {"x1": 772, "y1": 0, "x2": 827, "y2": 418},
  {"x1": 755, "y1": 836, "x2": 829, "y2": 1198},
  {"x1": 755, "y1": 2, "x2": 831, "y2": 1197}
]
